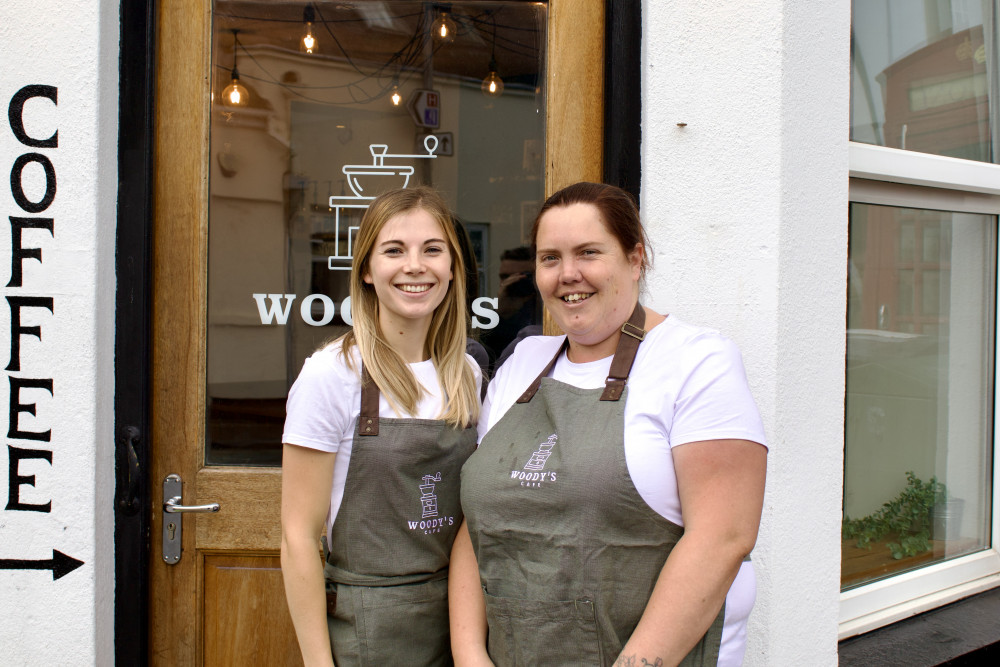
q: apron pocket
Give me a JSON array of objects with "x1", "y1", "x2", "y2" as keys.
[
  {"x1": 483, "y1": 590, "x2": 604, "y2": 666},
  {"x1": 358, "y1": 578, "x2": 453, "y2": 666}
]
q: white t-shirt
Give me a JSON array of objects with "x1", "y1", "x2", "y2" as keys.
[
  {"x1": 479, "y1": 316, "x2": 767, "y2": 666},
  {"x1": 282, "y1": 339, "x2": 482, "y2": 539}
]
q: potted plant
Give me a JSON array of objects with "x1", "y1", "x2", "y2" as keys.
[{"x1": 843, "y1": 471, "x2": 948, "y2": 560}]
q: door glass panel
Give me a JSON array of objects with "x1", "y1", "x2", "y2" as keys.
[
  {"x1": 207, "y1": 1, "x2": 547, "y2": 465},
  {"x1": 843, "y1": 202, "x2": 995, "y2": 589},
  {"x1": 851, "y1": 0, "x2": 996, "y2": 161}
]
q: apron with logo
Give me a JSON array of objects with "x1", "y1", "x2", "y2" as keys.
[
  {"x1": 324, "y1": 367, "x2": 477, "y2": 666},
  {"x1": 461, "y1": 305, "x2": 725, "y2": 666}
]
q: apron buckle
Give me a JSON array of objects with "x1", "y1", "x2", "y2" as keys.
[{"x1": 620, "y1": 321, "x2": 645, "y2": 341}]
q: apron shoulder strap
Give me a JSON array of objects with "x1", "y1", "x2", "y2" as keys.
[
  {"x1": 359, "y1": 364, "x2": 380, "y2": 436},
  {"x1": 515, "y1": 302, "x2": 648, "y2": 404},
  {"x1": 600, "y1": 303, "x2": 647, "y2": 401},
  {"x1": 515, "y1": 338, "x2": 568, "y2": 404}
]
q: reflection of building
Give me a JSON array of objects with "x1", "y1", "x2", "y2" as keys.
[{"x1": 879, "y1": 26, "x2": 990, "y2": 160}]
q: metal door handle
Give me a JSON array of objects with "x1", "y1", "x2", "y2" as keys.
[
  {"x1": 161, "y1": 473, "x2": 221, "y2": 564},
  {"x1": 163, "y1": 496, "x2": 220, "y2": 513}
]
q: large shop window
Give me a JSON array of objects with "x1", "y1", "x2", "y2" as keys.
[
  {"x1": 206, "y1": 1, "x2": 546, "y2": 465},
  {"x1": 844, "y1": 0, "x2": 1000, "y2": 637}
]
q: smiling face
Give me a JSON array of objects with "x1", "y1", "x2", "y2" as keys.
[
  {"x1": 363, "y1": 208, "x2": 454, "y2": 335},
  {"x1": 534, "y1": 202, "x2": 642, "y2": 361}
]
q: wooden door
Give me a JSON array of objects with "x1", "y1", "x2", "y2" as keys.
[{"x1": 149, "y1": 1, "x2": 603, "y2": 664}]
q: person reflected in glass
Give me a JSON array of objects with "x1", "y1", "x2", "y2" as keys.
[
  {"x1": 281, "y1": 186, "x2": 481, "y2": 666},
  {"x1": 480, "y1": 246, "x2": 542, "y2": 372},
  {"x1": 450, "y1": 182, "x2": 768, "y2": 666}
]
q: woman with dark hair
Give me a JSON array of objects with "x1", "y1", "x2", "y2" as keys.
[
  {"x1": 281, "y1": 186, "x2": 480, "y2": 666},
  {"x1": 451, "y1": 182, "x2": 767, "y2": 666}
]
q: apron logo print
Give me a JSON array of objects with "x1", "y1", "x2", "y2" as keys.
[
  {"x1": 408, "y1": 472, "x2": 455, "y2": 534},
  {"x1": 510, "y1": 434, "x2": 558, "y2": 487}
]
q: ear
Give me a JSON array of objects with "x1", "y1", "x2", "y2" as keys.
[
  {"x1": 363, "y1": 270, "x2": 373, "y2": 285},
  {"x1": 628, "y1": 243, "x2": 644, "y2": 281}
]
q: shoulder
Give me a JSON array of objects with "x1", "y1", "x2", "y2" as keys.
[
  {"x1": 493, "y1": 334, "x2": 564, "y2": 385},
  {"x1": 639, "y1": 317, "x2": 745, "y2": 368},
  {"x1": 292, "y1": 338, "x2": 361, "y2": 391}
]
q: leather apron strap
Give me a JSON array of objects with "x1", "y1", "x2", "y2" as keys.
[
  {"x1": 516, "y1": 302, "x2": 647, "y2": 404},
  {"x1": 359, "y1": 365, "x2": 379, "y2": 436}
]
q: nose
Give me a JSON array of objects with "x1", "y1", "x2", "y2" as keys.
[
  {"x1": 559, "y1": 257, "x2": 581, "y2": 283},
  {"x1": 404, "y1": 248, "x2": 424, "y2": 273}
]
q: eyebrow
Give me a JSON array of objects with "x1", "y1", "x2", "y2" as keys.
[
  {"x1": 378, "y1": 237, "x2": 448, "y2": 247},
  {"x1": 536, "y1": 241, "x2": 607, "y2": 255}
]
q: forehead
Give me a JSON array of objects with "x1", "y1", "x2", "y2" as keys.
[
  {"x1": 376, "y1": 207, "x2": 446, "y2": 242},
  {"x1": 536, "y1": 203, "x2": 611, "y2": 244}
]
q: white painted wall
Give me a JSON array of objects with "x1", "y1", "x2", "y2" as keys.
[
  {"x1": 0, "y1": 1, "x2": 118, "y2": 664},
  {"x1": 642, "y1": 1, "x2": 850, "y2": 665},
  {"x1": 0, "y1": 0, "x2": 857, "y2": 663}
]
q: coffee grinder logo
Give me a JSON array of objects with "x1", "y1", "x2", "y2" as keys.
[
  {"x1": 510, "y1": 434, "x2": 558, "y2": 487},
  {"x1": 408, "y1": 472, "x2": 454, "y2": 534}
]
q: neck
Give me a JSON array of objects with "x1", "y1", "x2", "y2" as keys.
[{"x1": 378, "y1": 312, "x2": 432, "y2": 363}]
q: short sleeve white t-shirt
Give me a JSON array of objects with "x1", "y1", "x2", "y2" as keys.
[
  {"x1": 478, "y1": 316, "x2": 767, "y2": 666},
  {"x1": 282, "y1": 339, "x2": 481, "y2": 536}
]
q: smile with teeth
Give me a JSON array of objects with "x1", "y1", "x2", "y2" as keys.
[
  {"x1": 397, "y1": 283, "x2": 432, "y2": 293},
  {"x1": 562, "y1": 292, "x2": 592, "y2": 303}
]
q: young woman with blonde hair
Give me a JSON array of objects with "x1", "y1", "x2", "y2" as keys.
[{"x1": 282, "y1": 186, "x2": 480, "y2": 666}]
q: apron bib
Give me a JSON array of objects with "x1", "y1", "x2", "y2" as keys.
[
  {"x1": 325, "y1": 368, "x2": 477, "y2": 666},
  {"x1": 461, "y1": 305, "x2": 725, "y2": 666}
]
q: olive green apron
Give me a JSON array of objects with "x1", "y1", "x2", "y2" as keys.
[
  {"x1": 325, "y1": 368, "x2": 477, "y2": 666},
  {"x1": 461, "y1": 305, "x2": 725, "y2": 666}
]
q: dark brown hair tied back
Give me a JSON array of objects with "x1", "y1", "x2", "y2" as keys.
[{"x1": 530, "y1": 182, "x2": 652, "y2": 279}]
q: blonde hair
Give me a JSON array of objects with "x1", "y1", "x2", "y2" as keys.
[{"x1": 338, "y1": 186, "x2": 479, "y2": 427}]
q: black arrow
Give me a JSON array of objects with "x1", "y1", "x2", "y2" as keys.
[{"x1": 0, "y1": 550, "x2": 84, "y2": 580}]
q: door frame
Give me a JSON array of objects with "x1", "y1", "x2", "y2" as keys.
[
  {"x1": 114, "y1": 0, "x2": 641, "y2": 662},
  {"x1": 114, "y1": 0, "x2": 156, "y2": 665}
]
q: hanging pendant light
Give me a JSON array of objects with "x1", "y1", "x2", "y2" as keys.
[
  {"x1": 390, "y1": 75, "x2": 402, "y2": 107},
  {"x1": 481, "y1": 17, "x2": 503, "y2": 98},
  {"x1": 301, "y1": 4, "x2": 318, "y2": 54},
  {"x1": 481, "y1": 59, "x2": 504, "y2": 98},
  {"x1": 222, "y1": 29, "x2": 249, "y2": 107},
  {"x1": 432, "y1": 10, "x2": 457, "y2": 43}
]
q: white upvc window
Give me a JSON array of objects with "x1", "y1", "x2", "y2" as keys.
[{"x1": 842, "y1": 0, "x2": 1000, "y2": 637}]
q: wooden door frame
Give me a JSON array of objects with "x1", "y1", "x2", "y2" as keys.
[{"x1": 116, "y1": 0, "x2": 641, "y2": 663}]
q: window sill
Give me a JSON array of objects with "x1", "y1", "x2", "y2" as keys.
[{"x1": 839, "y1": 585, "x2": 1000, "y2": 666}]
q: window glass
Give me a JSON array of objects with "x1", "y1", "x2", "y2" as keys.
[
  {"x1": 851, "y1": 0, "x2": 996, "y2": 161},
  {"x1": 843, "y1": 202, "x2": 995, "y2": 589},
  {"x1": 207, "y1": 1, "x2": 547, "y2": 465}
]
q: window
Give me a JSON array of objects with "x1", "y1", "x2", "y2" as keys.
[
  {"x1": 843, "y1": 0, "x2": 1000, "y2": 637},
  {"x1": 205, "y1": 1, "x2": 548, "y2": 465}
]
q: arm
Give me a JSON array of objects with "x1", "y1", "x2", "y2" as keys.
[
  {"x1": 615, "y1": 438, "x2": 767, "y2": 667},
  {"x1": 449, "y1": 520, "x2": 494, "y2": 667},
  {"x1": 281, "y1": 443, "x2": 337, "y2": 667}
]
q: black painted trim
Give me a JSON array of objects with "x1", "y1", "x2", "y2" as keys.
[
  {"x1": 839, "y1": 586, "x2": 1000, "y2": 666},
  {"x1": 603, "y1": 0, "x2": 641, "y2": 206},
  {"x1": 114, "y1": 0, "x2": 156, "y2": 664}
]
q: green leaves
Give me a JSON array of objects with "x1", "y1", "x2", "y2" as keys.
[{"x1": 842, "y1": 471, "x2": 947, "y2": 559}]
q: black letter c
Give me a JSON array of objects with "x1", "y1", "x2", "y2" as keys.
[{"x1": 8, "y1": 85, "x2": 58, "y2": 148}]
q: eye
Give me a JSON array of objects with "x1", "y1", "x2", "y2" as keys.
[
  {"x1": 425, "y1": 245, "x2": 445, "y2": 255},
  {"x1": 382, "y1": 246, "x2": 403, "y2": 255}
]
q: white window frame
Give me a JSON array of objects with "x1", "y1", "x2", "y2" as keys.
[{"x1": 840, "y1": 142, "x2": 1000, "y2": 639}]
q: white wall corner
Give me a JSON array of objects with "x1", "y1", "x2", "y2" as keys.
[
  {"x1": 0, "y1": 1, "x2": 120, "y2": 663},
  {"x1": 641, "y1": 0, "x2": 851, "y2": 665}
]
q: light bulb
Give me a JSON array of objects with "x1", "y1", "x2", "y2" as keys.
[
  {"x1": 390, "y1": 86, "x2": 402, "y2": 106},
  {"x1": 481, "y1": 70, "x2": 503, "y2": 98},
  {"x1": 222, "y1": 75, "x2": 249, "y2": 107},
  {"x1": 432, "y1": 13, "x2": 457, "y2": 43},
  {"x1": 301, "y1": 23, "x2": 317, "y2": 53}
]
